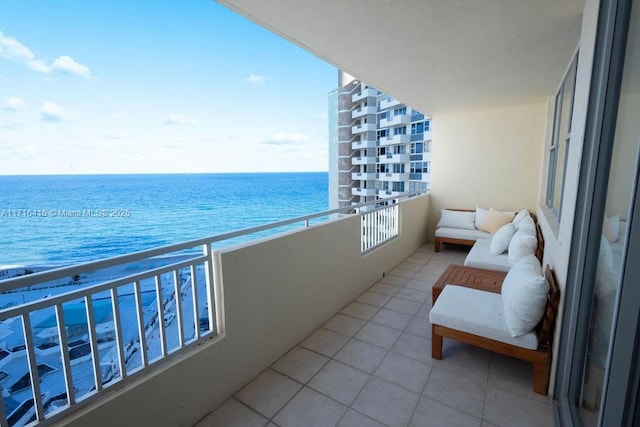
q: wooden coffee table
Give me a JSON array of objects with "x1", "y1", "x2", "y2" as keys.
[{"x1": 432, "y1": 264, "x2": 507, "y2": 304}]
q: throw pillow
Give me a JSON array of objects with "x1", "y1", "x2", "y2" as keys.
[
  {"x1": 512, "y1": 209, "x2": 531, "y2": 226},
  {"x1": 475, "y1": 206, "x2": 489, "y2": 229},
  {"x1": 507, "y1": 230, "x2": 538, "y2": 264},
  {"x1": 479, "y1": 208, "x2": 515, "y2": 234},
  {"x1": 501, "y1": 255, "x2": 549, "y2": 337},
  {"x1": 603, "y1": 215, "x2": 620, "y2": 242},
  {"x1": 490, "y1": 223, "x2": 517, "y2": 255},
  {"x1": 436, "y1": 209, "x2": 476, "y2": 230},
  {"x1": 516, "y1": 214, "x2": 536, "y2": 233}
]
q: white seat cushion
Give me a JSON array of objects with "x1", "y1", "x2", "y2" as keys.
[
  {"x1": 429, "y1": 285, "x2": 539, "y2": 350},
  {"x1": 435, "y1": 227, "x2": 491, "y2": 241},
  {"x1": 464, "y1": 239, "x2": 512, "y2": 272}
]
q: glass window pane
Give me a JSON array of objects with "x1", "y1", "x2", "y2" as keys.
[{"x1": 579, "y1": 8, "x2": 639, "y2": 423}]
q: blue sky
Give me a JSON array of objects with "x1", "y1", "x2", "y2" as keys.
[{"x1": 0, "y1": 0, "x2": 337, "y2": 174}]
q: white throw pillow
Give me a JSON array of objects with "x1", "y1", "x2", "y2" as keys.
[
  {"x1": 501, "y1": 255, "x2": 549, "y2": 337},
  {"x1": 475, "y1": 207, "x2": 489, "y2": 229},
  {"x1": 507, "y1": 230, "x2": 538, "y2": 264},
  {"x1": 437, "y1": 209, "x2": 476, "y2": 230},
  {"x1": 599, "y1": 234, "x2": 614, "y2": 270},
  {"x1": 516, "y1": 214, "x2": 536, "y2": 235},
  {"x1": 512, "y1": 209, "x2": 531, "y2": 226},
  {"x1": 603, "y1": 215, "x2": 620, "y2": 242},
  {"x1": 490, "y1": 223, "x2": 517, "y2": 255}
]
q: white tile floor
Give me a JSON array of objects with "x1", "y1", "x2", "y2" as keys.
[{"x1": 196, "y1": 244, "x2": 554, "y2": 427}]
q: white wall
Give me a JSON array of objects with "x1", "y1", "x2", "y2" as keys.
[
  {"x1": 428, "y1": 102, "x2": 547, "y2": 235},
  {"x1": 537, "y1": 0, "x2": 601, "y2": 392},
  {"x1": 60, "y1": 194, "x2": 430, "y2": 427}
]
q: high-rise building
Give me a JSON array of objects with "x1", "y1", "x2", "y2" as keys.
[{"x1": 328, "y1": 70, "x2": 431, "y2": 210}]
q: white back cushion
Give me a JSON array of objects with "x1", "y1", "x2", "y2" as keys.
[
  {"x1": 437, "y1": 209, "x2": 476, "y2": 230},
  {"x1": 508, "y1": 230, "x2": 538, "y2": 264},
  {"x1": 490, "y1": 223, "x2": 516, "y2": 255},
  {"x1": 501, "y1": 255, "x2": 549, "y2": 337}
]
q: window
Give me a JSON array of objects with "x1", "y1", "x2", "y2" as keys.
[
  {"x1": 411, "y1": 122, "x2": 424, "y2": 134},
  {"x1": 424, "y1": 120, "x2": 431, "y2": 131},
  {"x1": 410, "y1": 162, "x2": 421, "y2": 173},
  {"x1": 422, "y1": 162, "x2": 429, "y2": 173},
  {"x1": 393, "y1": 126, "x2": 407, "y2": 135},
  {"x1": 545, "y1": 52, "x2": 578, "y2": 219},
  {"x1": 392, "y1": 182, "x2": 405, "y2": 192},
  {"x1": 424, "y1": 140, "x2": 432, "y2": 152},
  {"x1": 392, "y1": 164, "x2": 405, "y2": 173},
  {"x1": 377, "y1": 147, "x2": 386, "y2": 156},
  {"x1": 377, "y1": 129, "x2": 388, "y2": 140},
  {"x1": 393, "y1": 107, "x2": 406, "y2": 116},
  {"x1": 379, "y1": 111, "x2": 389, "y2": 121},
  {"x1": 410, "y1": 142, "x2": 423, "y2": 154}
]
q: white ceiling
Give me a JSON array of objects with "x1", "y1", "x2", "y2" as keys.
[{"x1": 216, "y1": 0, "x2": 585, "y2": 115}]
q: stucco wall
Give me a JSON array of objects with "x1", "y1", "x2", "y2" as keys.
[
  {"x1": 427, "y1": 102, "x2": 547, "y2": 235},
  {"x1": 60, "y1": 194, "x2": 430, "y2": 426},
  {"x1": 536, "y1": 0, "x2": 600, "y2": 393}
]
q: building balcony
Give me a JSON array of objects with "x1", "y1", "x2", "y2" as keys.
[
  {"x1": 378, "y1": 172, "x2": 410, "y2": 181},
  {"x1": 379, "y1": 96, "x2": 402, "y2": 110},
  {"x1": 352, "y1": 123, "x2": 377, "y2": 134},
  {"x1": 351, "y1": 105, "x2": 378, "y2": 119},
  {"x1": 352, "y1": 138, "x2": 378, "y2": 150},
  {"x1": 351, "y1": 172, "x2": 377, "y2": 181},
  {"x1": 386, "y1": 134, "x2": 411, "y2": 145},
  {"x1": 384, "y1": 152, "x2": 410, "y2": 163},
  {"x1": 352, "y1": 187, "x2": 377, "y2": 196},
  {"x1": 352, "y1": 155, "x2": 377, "y2": 165},
  {"x1": 0, "y1": 193, "x2": 553, "y2": 426},
  {"x1": 351, "y1": 87, "x2": 378, "y2": 103},
  {"x1": 378, "y1": 114, "x2": 411, "y2": 128}
]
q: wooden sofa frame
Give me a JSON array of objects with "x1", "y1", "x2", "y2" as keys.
[
  {"x1": 434, "y1": 209, "x2": 476, "y2": 252},
  {"x1": 434, "y1": 210, "x2": 545, "y2": 264},
  {"x1": 431, "y1": 265, "x2": 560, "y2": 395}
]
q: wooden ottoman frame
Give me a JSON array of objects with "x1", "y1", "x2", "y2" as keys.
[{"x1": 431, "y1": 264, "x2": 560, "y2": 395}]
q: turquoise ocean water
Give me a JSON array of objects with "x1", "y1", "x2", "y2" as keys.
[{"x1": 0, "y1": 172, "x2": 328, "y2": 267}]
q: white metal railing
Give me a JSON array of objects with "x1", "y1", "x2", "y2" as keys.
[
  {"x1": 0, "y1": 193, "x2": 419, "y2": 426},
  {"x1": 360, "y1": 203, "x2": 400, "y2": 252}
]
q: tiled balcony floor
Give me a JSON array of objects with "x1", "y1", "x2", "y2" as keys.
[{"x1": 196, "y1": 244, "x2": 554, "y2": 427}]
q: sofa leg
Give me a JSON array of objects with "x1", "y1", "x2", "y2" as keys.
[
  {"x1": 532, "y1": 360, "x2": 549, "y2": 395},
  {"x1": 432, "y1": 326, "x2": 443, "y2": 359},
  {"x1": 434, "y1": 239, "x2": 441, "y2": 252}
]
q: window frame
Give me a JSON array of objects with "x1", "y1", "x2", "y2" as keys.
[{"x1": 545, "y1": 52, "x2": 579, "y2": 220}]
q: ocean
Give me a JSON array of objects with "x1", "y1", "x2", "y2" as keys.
[{"x1": 0, "y1": 172, "x2": 328, "y2": 267}]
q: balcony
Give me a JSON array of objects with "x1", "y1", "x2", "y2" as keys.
[
  {"x1": 385, "y1": 152, "x2": 410, "y2": 163},
  {"x1": 379, "y1": 96, "x2": 402, "y2": 110},
  {"x1": 351, "y1": 172, "x2": 377, "y2": 181},
  {"x1": 386, "y1": 134, "x2": 411, "y2": 145},
  {"x1": 378, "y1": 114, "x2": 411, "y2": 128},
  {"x1": 351, "y1": 105, "x2": 377, "y2": 119},
  {"x1": 378, "y1": 172, "x2": 410, "y2": 181},
  {"x1": 352, "y1": 187, "x2": 377, "y2": 197},
  {"x1": 351, "y1": 138, "x2": 378, "y2": 150},
  {"x1": 352, "y1": 155, "x2": 377, "y2": 165},
  {"x1": 199, "y1": 242, "x2": 552, "y2": 426},
  {"x1": 0, "y1": 193, "x2": 554, "y2": 426},
  {"x1": 351, "y1": 88, "x2": 378, "y2": 103},
  {"x1": 352, "y1": 123, "x2": 377, "y2": 134}
]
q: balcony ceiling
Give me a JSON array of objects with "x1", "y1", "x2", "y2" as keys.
[{"x1": 216, "y1": 0, "x2": 584, "y2": 114}]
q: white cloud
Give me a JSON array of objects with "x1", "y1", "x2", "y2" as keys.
[
  {"x1": 51, "y1": 55, "x2": 93, "y2": 79},
  {"x1": 0, "y1": 31, "x2": 94, "y2": 79},
  {"x1": 103, "y1": 131, "x2": 129, "y2": 140},
  {"x1": 2, "y1": 96, "x2": 26, "y2": 111},
  {"x1": 262, "y1": 131, "x2": 309, "y2": 145},
  {"x1": 244, "y1": 73, "x2": 266, "y2": 84},
  {"x1": 165, "y1": 113, "x2": 197, "y2": 125},
  {"x1": 40, "y1": 101, "x2": 68, "y2": 122}
]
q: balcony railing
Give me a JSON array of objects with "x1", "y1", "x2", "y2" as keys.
[
  {"x1": 360, "y1": 204, "x2": 399, "y2": 253},
  {"x1": 0, "y1": 193, "x2": 423, "y2": 426}
]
